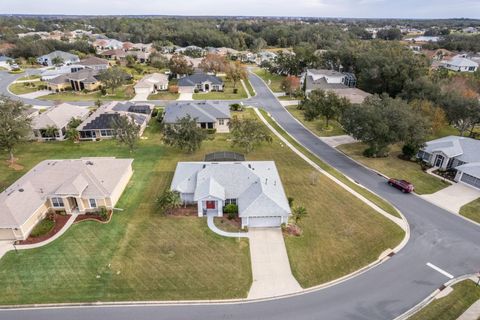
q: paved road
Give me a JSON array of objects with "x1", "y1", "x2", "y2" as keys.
[{"x1": 1, "y1": 72, "x2": 479, "y2": 320}]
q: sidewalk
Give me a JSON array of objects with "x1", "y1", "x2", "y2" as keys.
[
  {"x1": 457, "y1": 298, "x2": 480, "y2": 320},
  {"x1": 206, "y1": 215, "x2": 249, "y2": 238}
]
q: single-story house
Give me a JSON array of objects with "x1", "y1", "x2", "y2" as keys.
[
  {"x1": 304, "y1": 69, "x2": 371, "y2": 104},
  {"x1": 99, "y1": 49, "x2": 127, "y2": 60},
  {"x1": 45, "y1": 69, "x2": 101, "y2": 92},
  {"x1": 127, "y1": 51, "x2": 151, "y2": 63},
  {"x1": 442, "y1": 54, "x2": 479, "y2": 72},
  {"x1": 134, "y1": 73, "x2": 169, "y2": 95},
  {"x1": 0, "y1": 56, "x2": 13, "y2": 70},
  {"x1": 418, "y1": 136, "x2": 480, "y2": 189},
  {"x1": 79, "y1": 56, "x2": 110, "y2": 70},
  {"x1": 170, "y1": 161, "x2": 291, "y2": 228},
  {"x1": 37, "y1": 51, "x2": 80, "y2": 66},
  {"x1": 178, "y1": 73, "x2": 224, "y2": 93},
  {"x1": 0, "y1": 157, "x2": 133, "y2": 240},
  {"x1": 163, "y1": 102, "x2": 231, "y2": 132},
  {"x1": 256, "y1": 51, "x2": 277, "y2": 65},
  {"x1": 40, "y1": 64, "x2": 85, "y2": 81},
  {"x1": 77, "y1": 101, "x2": 153, "y2": 140},
  {"x1": 32, "y1": 103, "x2": 89, "y2": 141},
  {"x1": 93, "y1": 38, "x2": 124, "y2": 51}
]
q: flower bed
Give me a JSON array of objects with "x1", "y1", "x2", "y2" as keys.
[
  {"x1": 74, "y1": 210, "x2": 112, "y2": 223},
  {"x1": 18, "y1": 214, "x2": 70, "y2": 245}
]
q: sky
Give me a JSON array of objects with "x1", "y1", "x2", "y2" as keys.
[{"x1": 0, "y1": 0, "x2": 479, "y2": 19}]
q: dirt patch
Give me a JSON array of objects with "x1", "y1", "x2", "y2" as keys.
[
  {"x1": 169, "y1": 206, "x2": 198, "y2": 217},
  {"x1": 18, "y1": 214, "x2": 70, "y2": 245},
  {"x1": 5, "y1": 159, "x2": 24, "y2": 171},
  {"x1": 74, "y1": 210, "x2": 112, "y2": 224},
  {"x1": 214, "y1": 217, "x2": 243, "y2": 232}
]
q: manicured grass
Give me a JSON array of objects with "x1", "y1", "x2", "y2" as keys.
[
  {"x1": 8, "y1": 82, "x2": 45, "y2": 95},
  {"x1": 409, "y1": 280, "x2": 480, "y2": 320},
  {"x1": 193, "y1": 78, "x2": 248, "y2": 100},
  {"x1": 286, "y1": 105, "x2": 345, "y2": 137},
  {"x1": 338, "y1": 143, "x2": 450, "y2": 195},
  {"x1": 459, "y1": 198, "x2": 480, "y2": 224},
  {"x1": 0, "y1": 122, "x2": 251, "y2": 304},
  {"x1": 253, "y1": 69, "x2": 285, "y2": 92},
  {"x1": 38, "y1": 85, "x2": 135, "y2": 102},
  {"x1": 259, "y1": 109, "x2": 402, "y2": 219},
  {"x1": 243, "y1": 79, "x2": 255, "y2": 97},
  {"x1": 17, "y1": 75, "x2": 41, "y2": 81},
  {"x1": 257, "y1": 109, "x2": 404, "y2": 287},
  {"x1": 148, "y1": 92, "x2": 180, "y2": 100},
  {"x1": 29, "y1": 219, "x2": 55, "y2": 237}
]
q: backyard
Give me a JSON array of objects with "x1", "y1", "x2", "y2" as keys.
[
  {"x1": 338, "y1": 143, "x2": 450, "y2": 195},
  {"x1": 286, "y1": 105, "x2": 345, "y2": 137},
  {"x1": 38, "y1": 85, "x2": 135, "y2": 102},
  {"x1": 0, "y1": 110, "x2": 405, "y2": 303},
  {"x1": 193, "y1": 77, "x2": 249, "y2": 100}
]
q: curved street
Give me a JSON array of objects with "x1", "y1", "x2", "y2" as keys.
[{"x1": 0, "y1": 71, "x2": 479, "y2": 320}]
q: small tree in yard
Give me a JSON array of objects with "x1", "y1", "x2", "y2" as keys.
[
  {"x1": 199, "y1": 53, "x2": 227, "y2": 75},
  {"x1": 161, "y1": 115, "x2": 207, "y2": 153},
  {"x1": 112, "y1": 114, "x2": 140, "y2": 152},
  {"x1": 223, "y1": 204, "x2": 238, "y2": 220},
  {"x1": 0, "y1": 95, "x2": 32, "y2": 164},
  {"x1": 51, "y1": 56, "x2": 64, "y2": 66},
  {"x1": 98, "y1": 67, "x2": 129, "y2": 93},
  {"x1": 282, "y1": 76, "x2": 301, "y2": 97},
  {"x1": 291, "y1": 206, "x2": 307, "y2": 225},
  {"x1": 303, "y1": 89, "x2": 350, "y2": 128},
  {"x1": 226, "y1": 61, "x2": 247, "y2": 89},
  {"x1": 65, "y1": 117, "x2": 83, "y2": 142},
  {"x1": 229, "y1": 117, "x2": 272, "y2": 153},
  {"x1": 156, "y1": 190, "x2": 182, "y2": 215}
]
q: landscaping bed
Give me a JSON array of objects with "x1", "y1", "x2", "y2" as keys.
[
  {"x1": 214, "y1": 217, "x2": 244, "y2": 233},
  {"x1": 18, "y1": 214, "x2": 70, "y2": 245},
  {"x1": 74, "y1": 210, "x2": 112, "y2": 223},
  {"x1": 169, "y1": 205, "x2": 198, "y2": 217}
]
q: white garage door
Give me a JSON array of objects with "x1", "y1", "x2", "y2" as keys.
[
  {"x1": 461, "y1": 173, "x2": 480, "y2": 189},
  {"x1": 248, "y1": 216, "x2": 282, "y2": 228},
  {"x1": 134, "y1": 87, "x2": 151, "y2": 94},
  {"x1": 179, "y1": 86, "x2": 194, "y2": 93}
]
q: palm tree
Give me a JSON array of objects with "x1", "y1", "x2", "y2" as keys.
[
  {"x1": 155, "y1": 190, "x2": 182, "y2": 215},
  {"x1": 292, "y1": 206, "x2": 308, "y2": 225},
  {"x1": 66, "y1": 126, "x2": 80, "y2": 142}
]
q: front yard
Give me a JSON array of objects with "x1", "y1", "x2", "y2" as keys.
[
  {"x1": 459, "y1": 198, "x2": 480, "y2": 223},
  {"x1": 286, "y1": 105, "x2": 345, "y2": 137},
  {"x1": 148, "y1": 91, "x2": 180, "y2": 100},
  {"x1": 192, "y1": 78, "x2": 249, "y2": 100},
  {"x1": 338, "y1": 143, "x2": 449, "y2": 195},
  {"x1": 0, "y1": 109, "x2": 405, "y2": 303},
  {"x1": 38, "y1": 85, "x2": 135, "y2": 102},
  {"x1": 9, "y1": 81, "x2": 46, "y2": 95}
]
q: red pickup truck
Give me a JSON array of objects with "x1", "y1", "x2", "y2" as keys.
[{"x1": 388, "y1": 178, "x2": 414, "y2": 193}]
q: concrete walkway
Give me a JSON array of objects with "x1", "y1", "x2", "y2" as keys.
[
  {"x1": 247, "y1": 228, "x2": 302, "y2": 299},
  {"x1": 178, "y1": 92, "x2": 193, "y2": 101},
  {"x1": 241, "y1": 79, "x2": 251, "y2": 99},
  {"x1": 131, "y1": 92, "x2": 149, "y2": 101},
  {"x1": 457, "y1": 297, "x2": 480, "y2": 320},
  {"x1": 0, "y1": 241, "x2": 14, "y2": 260},
  {"x1": 421, "y1": 183, "x2": 480, "y2": 214},
  {"x1": 320, "y1": 135, "x2": 357, "y2": 148},
  {"x1": 206, "y1": 215, "x2": 249, "y2": 238},
  {"x1": 17, "y1": 90, "x2": 51, "y2": 99},
  {"x1": 16, "y1": 213, "x2": 78, "y2": 250}
]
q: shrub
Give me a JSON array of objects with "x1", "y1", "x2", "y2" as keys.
[
  {"x1": 402, "y1": 143, "x2": 419, "y2": 160},
  {"x1": 223, "y1": 204, "x2": 238, "y2": 220},
  {"x1": 30, "y1": 219, "x2": 55, "y2": 237},
  {"x1": 101, "y1": 88, "x2": 107, "y2": 96},
  {"x1": 156, "y1": 110, "x2": 164, "y2": 122},
  {"x1": 194, "y1": 88, "x2": 199, "y2": 93},
  {"x1": 288, "y1": 197, "x2": 294, "y2": 207},
  {"x1": 233, "y1": 88, "x2": 238, "y2": 94},
  {"x1": 206, "y1": 128, "x2": 217, "y2": 134},
  {"x1": 98, "y1": 206, "x2": 108, "y2": 221},
  {"x1": 230, "y1": 103, "x2": 243, "y2": 111}
]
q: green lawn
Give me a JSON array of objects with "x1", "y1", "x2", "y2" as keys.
[
  {"x1": 8, "y1": 82, "x2": 45, "y2": 95},
  {"x1": 38, "y1": 85, "x2": 135, "y2": 102},
  {"x1": 30, "y1": 219, "x2": 55, "y2": 237},
  {"x1": 338, "y1": 143, "x2": 450, "y2": 195},
  {"x1": 409, "y1": 280, "x2": 480, "y2": 320},
  {"x1": 148, "y1": 92, "x2": 180, "y2": 100},
  {"x1": 17, "y1": 75, "x2": 41, "y2": 81},
  {"x1": 0, "y1": 122, "x2": 251, "y2": 304},
  {"x1": 193, "y1": 78, "x2": 248, "y2": 100},
  {"x1": 243, "y1": 79, "x2": 256, "y2": 97},
  {"x1": 253, "y1": 69, "x2": 285, "y2": 92},
  {"x1": 459, "y1": 198, "x2": 480, "y2": 224},
  {"x1": 286, "y1": 105, "x2": 345, "y2": 137}
]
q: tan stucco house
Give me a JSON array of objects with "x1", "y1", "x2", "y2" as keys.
[{"x1": 0, "y1": 157, "x2": 133, "y2": 241}]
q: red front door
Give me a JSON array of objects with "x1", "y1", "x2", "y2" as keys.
[{"x1": 206, "y1": 201, "x2": 216, "y2": 209}]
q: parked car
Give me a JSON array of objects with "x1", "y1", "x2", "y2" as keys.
[{"x1": 388, "y1": 178, "x2": 414, "y2": 193}]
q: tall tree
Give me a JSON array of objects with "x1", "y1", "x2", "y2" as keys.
[
  {"x1": 161, "y1": 115, "x2": 207, "y2": 153},
  {"x1": 0, "y1": 95, "x2": 32, "y2": 164},
  {"x1": 65, "y1": 117, "x2": 83, "y2": 143},
  {"x1": 225, "y1": 61, "x2": 247, "y2": 89},
  {"x1": 169, "y1": 54, "x2": 194, "y2": 77},
  {"x1": 112, "y1": 114, "x2": 140, "y2": 152},
  {"x1": 303, "y1": 89, "x2": 350, "y2": 128},
  {"x1": 229, "y1": 117, "x2": 272, "y2": 153},
  {"x1": 98, "y1": 67, "x2": 129, "y2": 93},
  {"x1": 282, "y1": 76, "x2": 301, "y2": 97},
  {"x1": 199, "y1": 53, "x2": 227, "y2": 75}
]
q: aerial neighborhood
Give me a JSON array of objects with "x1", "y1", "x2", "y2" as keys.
[{"x1": 0, "y1": 11, "x2": 479, "y2": 320}]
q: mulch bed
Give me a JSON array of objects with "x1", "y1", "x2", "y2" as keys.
[
  {"x1": 169, "y1": 206, "x2": 198, "y2": 217},
  {"x1": 283, "y1": 224, "x2": 302, "y2": 237},
  {"x1": 74, "y1": 210, "x2": 112, "y2": 223},
  {"x1": 215, "y1": 217, "x2": 242, "y2": 230},
  {"x1": 18, "y1": 214, "x2": 70, "y2": 245}
]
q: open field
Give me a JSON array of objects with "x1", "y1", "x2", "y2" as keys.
[
  {"x1": 338, "y1": 143, "x2": 450, "y2": 195},
  {"x1": 409, "y1": 280, "x2": 480, "y2": 320},
  {"x1": 286, "y1": 105, "x2": 345, "y2": 137}
]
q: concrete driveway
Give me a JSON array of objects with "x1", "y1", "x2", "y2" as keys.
[
  {"x1": 17, "y1": 90, "x2": 51, "y2": 99},
  {"x1": 131, "y1": 92, "x2": 150, "y2": 101},
  {"x1": 247, "y1": 228, "x2": 302, "y2": 299},
  {"x1": 421, "y1": 183, "x2": 480, "y2": 214},
  {"x1": 320, "y1": 135, "x2": 357, "y2": 148},
  {"x1": 178, "y1": 92, "x2": 193, "y2": 100}
]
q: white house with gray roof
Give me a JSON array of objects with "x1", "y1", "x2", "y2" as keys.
[
  {"x1": 443, "y1": 54, "x2": 479, "y2": 73},
  {"x1": 164, "y1": 102, "x2": 231, "y2": 132},
  {"x1": 171, "y1": 161, "x2": 291, "y2": 228},
  {"x1": 418, "y1": 136, "x2": 480, "y2": 189},
  {"x1": 178, "y1": 72, "x2": 224, "y2": 93},
  {"x1": 32, "y1": 103, "x2": 89, "y2": 141},
  {"x1": 37, "y1": 50, "x2": 80, "y2": 66},
  {"x1": 0, "y1": 157, "x2": 133, "y2": 240}
]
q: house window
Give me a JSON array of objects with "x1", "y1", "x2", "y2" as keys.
[
  {"x1": 89, "y1": 199, "x2": 97, "y2": 208},
  {"x1": 225, "y1": 198, "x2": 237, "y2": 205},
  {"x1": 219, "y1": 119, "x2": 224, "y2": 125},
  {"x1": 51, "y1": 197, "x2": 64, "y2": 207},
  {"x1": 100, "y1": 129, "x2": 113, "y2": 137}
]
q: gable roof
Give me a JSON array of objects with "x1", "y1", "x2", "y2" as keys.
[
  {"x1": 178, "y1": 73, "x2": 223, "y2": 87},
  {"x1": 79, "y1": 56, "x2": 109, "y2": 66},
  {"x1": 39, "y1": 50, "x2": 79, "y2": 61},
  {"x1": 171, "y1": 161, "x2": 291, "y2": 218},
  {"x1": 423, "y1": 136, "x2": 480, "y2": 162},
  {"x1": 447, "y1": 56, "x2": 479, "y2": 68},
  {"x1": 163, "y1": 102, "x2": 230, "y2": 123},
  {"x1": 0, "y1": 158, "x2": 133, "y2": 228},
  {"x1": 32, "y1": 103, "x2": 89, "y2": 129}
]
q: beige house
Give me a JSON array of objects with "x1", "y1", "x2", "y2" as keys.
[
  {"x1": 45, "y1": 69, "x2": 102, "y2": 92},
  {"x1": 0, "y1": 158, "x2": 133, "y2": 241},
  {"x1": 163, "y1": 102, "x2": 231, "y2": 133},
  {"x1": 134, "y1": 73, "x2": 169, "y2": 95}
]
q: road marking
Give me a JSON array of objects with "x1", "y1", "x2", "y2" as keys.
[{"x1": 426, "y1": 262, "x2": 454, "y2": 279}]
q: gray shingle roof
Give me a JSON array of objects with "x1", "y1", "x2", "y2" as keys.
[
  {"x1": 39, "y1": 50, "x2": 79, "y2": 62},
  {"x1": 32, "y1": 103, "x2": 89, "y2": 129},
  {"x1": 163, "y1": 102, "x2": 230, "y2": 123},
  {"x1": 423, "y1": 136, "x2": 480, "y2": 162},
  {"x1": 178, "y1": 73, "x2": 223, "y2": 87}
]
